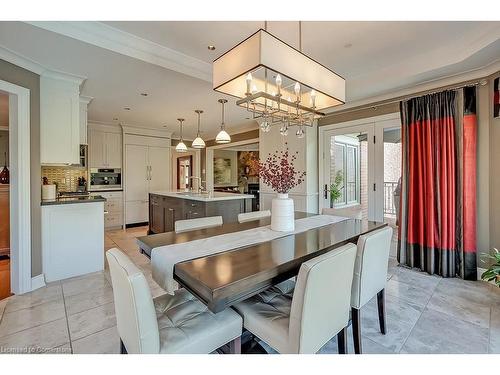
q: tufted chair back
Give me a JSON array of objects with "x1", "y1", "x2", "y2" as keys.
[
  {"x1": 288, "y1": 243, "x2": 357, "y2": 353},
  {"x1": 351, "y1": 227, "x2": 393, "y2": 309},
  {"x1": 238, "y1": 210, "x2": 271, "y2": 223},
  {"x1": 106, "y1": 248, "x2": 160, "y2": 354},
  {"x1": 175, "y1": 216, "x2": 223, "y2": 233}
]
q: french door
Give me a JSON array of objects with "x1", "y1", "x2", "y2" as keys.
[{"x1": 319, "y1": 114, "x2": 401, "y2": 223}]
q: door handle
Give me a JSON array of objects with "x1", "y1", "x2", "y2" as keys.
[
  {"x1": 324, "y1": 184, "x2": 328, "y2": 199},
  {"x1": 149, "y1": 165, "x2": 152, "y2": 181}
]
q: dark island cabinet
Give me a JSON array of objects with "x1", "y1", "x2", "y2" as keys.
[{"x1": 148, "y1": 193, "x2": 252, "y2": 234}]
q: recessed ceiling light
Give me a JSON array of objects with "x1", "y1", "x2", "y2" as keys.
[
  {"x1": 344, "y1": 43, "x2": 353, "y2": 48},
  {"x1": 140, "y1": 93, "x2": 148, "y2": 96},
  {"x1": 208, "y1": 45, "x2": 216, "y2": 51},
  {"x1": 124, "y1": 107, "x2": 131, "y2": 111}
]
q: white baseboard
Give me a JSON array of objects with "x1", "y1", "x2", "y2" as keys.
[
  {"x1": 31, "y1": 274, "x2": 46, "y2": 291},
  {"x1": 477, "y1": 267, "x2": 498, "y2": 286},
  {"x1": 477, "y1": 267, "x2": 487, "y2": 281}
]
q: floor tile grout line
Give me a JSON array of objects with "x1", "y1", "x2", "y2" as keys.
[
  {"x1": 61, "y1": 284, "x2": 74, "y2": 354},
  {"x1": 70, "y1": 324, "x2": 118, "y2": 350},
  {"x1": 0, "y1": 292, "x2": 66, "y2": 339},
  {"x1": 397, "y1": 276, "x2": 440, "y2": 353}
]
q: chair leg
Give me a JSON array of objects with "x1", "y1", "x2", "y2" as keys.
[
  {"x1": 228, "y1": 336, "x2": 241, "y2": 354},
  {"x1": 377, "y1": 289, "x2": 386, "y2": 335},
  {"x1": 120, "y1": 339, "x2": 128, "y2": 354},
  {"x1": 337, "y1": 327, "x2": 347, "y2": 354},
  {"x1": 351, "y1": 307, "x2": 362, "y2": 354}
]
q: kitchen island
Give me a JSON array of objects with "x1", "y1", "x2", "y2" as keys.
[{"x1": 148, "y1": 191, "x2": 254, "y2": 234}]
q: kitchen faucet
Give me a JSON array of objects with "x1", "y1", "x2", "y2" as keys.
[{"x1": 188, "y1": 176, "x2": 206, "y2": 193}]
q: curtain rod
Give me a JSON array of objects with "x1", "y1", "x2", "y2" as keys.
[{"x1": 325, "y1": 78, "x2": 487, "y2": 117}]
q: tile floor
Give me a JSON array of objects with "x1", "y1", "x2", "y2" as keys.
[{"x1": 0, "y1": 226, "x2": 499, "y2": 354}]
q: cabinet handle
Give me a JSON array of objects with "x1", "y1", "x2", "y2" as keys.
[{"x1": 168, "y1": 208, "x2": 174, "y2": 211}]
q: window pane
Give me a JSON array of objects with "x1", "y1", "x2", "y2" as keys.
[{"x1": 346, "y1": 146, "x2": 357, "y2": 203}]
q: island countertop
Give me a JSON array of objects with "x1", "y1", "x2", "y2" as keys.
[{"x1": 150, "y1": 191, "x2": 254, "y2": 202}]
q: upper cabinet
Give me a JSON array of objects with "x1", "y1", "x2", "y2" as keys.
[
  {"x1": 79, "y1": 96, "x2": 93, "y2": 145},
  {"x1": 88, "y1": 124, "x2": 122, "y2": 169},
  {"x1": 40, "y1": 72, "x2": 85, "y2": 165}
]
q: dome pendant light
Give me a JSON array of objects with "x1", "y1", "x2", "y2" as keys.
[
  {"x1": 215, "y1": 99, "x2": 231, "y2": 144},
  {"x1": 175, "y1": 118, "x2": 188, "y2": 153},
  {"x1": 191, "y1": 110, "x2": 206, "y2": 149}
]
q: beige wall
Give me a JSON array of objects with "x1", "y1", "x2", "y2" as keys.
[{"x1": 0, "y1": 58, "x2": 42, "y2": 277}]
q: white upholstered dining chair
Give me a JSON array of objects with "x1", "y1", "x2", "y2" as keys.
[
  {"x1": 233, "y1": 243, "x2": 357, "y2": 354},
  {"x1": 237, "y1": 210, "x2": 271, "y2": 223},
  {"x1": 106, "y1": 248, "x2": 242, "y2": 354},
  {"x1": 322, "y1": 206, "x2": 363, "y2": 219},
  {"x1": 350, "y1": 226, "x2": 393, "y2": 354},
  {"x1": 174, "y1": 215, "x2": 223, "y2": 233}
]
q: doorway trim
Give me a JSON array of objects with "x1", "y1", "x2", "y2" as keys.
[
  {"x1": 0, "y1": 79, "x2": 32, "y2": 294},
  {"x1": 318, "y1": 113, "x2": 400, "y2": 220},
  {"x1": 205, "y1": 138, "x2": 259, "y2": 192}
]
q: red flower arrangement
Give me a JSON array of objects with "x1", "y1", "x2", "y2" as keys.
[{"x1": 253, "y1": 144, "x2": 306, "y2": 194}]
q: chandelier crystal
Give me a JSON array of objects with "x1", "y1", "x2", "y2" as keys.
[
  {"x1": 191, "y1": 109, "x2": 206, "y2": 149},
  {"x1": 175, "y1": 118, "x2": 188, "y2": 153},
  {"x1": 212, "y1": 22, "x2": 345, "y2": 137},
  {"x1": 215, "y1": 99, "x2": 231, "y2": 144}
]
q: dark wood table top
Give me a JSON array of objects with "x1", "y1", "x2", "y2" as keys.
[
  {"x1": 137, "y1": 213, "x2": 387, "y2": 313},
  {"x1": 137, "y1": 211, "x2": 313, "y2": 255}
]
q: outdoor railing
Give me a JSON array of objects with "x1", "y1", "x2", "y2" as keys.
[{"x1": 384, "y1": 181, "x2": 398, "y2": 216}]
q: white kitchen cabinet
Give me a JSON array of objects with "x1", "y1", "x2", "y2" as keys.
[
  {"x1": 79, "y1": 96, "x2": 93, "y2": 145},
  {"x1": 88, "y1": 124, "x2": 122, "y2": 169},
  {"x1": 40, "y1": 73, "x2": 84, "y2": 165},
  {"x1": 124, "y1": 136, "x2": 171, "y2": 225},
  {"x1": 91, "y1": 191, "x2": 123, "y2": 229},
  {"x1": 105, "y1": 132, "x2": 122, "y2": 168}
]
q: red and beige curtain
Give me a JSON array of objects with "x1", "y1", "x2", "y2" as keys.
[{"x1": 398, "y1": 88, "x2": 477, "y2": 280}]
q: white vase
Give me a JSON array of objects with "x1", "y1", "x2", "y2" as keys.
[{"x1": 271, "y1": 193, "x2": 295, "y2": 232}]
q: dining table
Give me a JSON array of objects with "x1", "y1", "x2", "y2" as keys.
[{"x1": 136, "y1": 212, "x2": 387, "y2": 314}]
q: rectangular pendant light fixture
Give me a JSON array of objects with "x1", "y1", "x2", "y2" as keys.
[{"x1": 213, "y1": 29, "x2": 346, "y2": 112}]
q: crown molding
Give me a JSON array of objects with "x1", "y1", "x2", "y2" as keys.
[
  {"x1": 0, "y1": 45, "x2": 87, "y2": 89},
  {"x1": 327, "y1": 59, "x2": 500, "y2": 114},
  {"x1": 26, "y1": 21, "x2": 212, "y2": 83},
  {"x1": 0, "y1": 45, "x2": 45, "y2": 75},
  {"x1": 121, "y1": 124, "x2": 172, "y2": 139},
  {"x1": 80, "y1": 95, "x2": 94, "y2": 105},
  {"x1": 40, "y1": 69, "x2": 86, "y2": 86}
]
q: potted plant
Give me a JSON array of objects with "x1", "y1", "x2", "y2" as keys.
[
  {"x1": 330, "y1": 170, "x2": 343, "y2": 208},
  {"x1": 255, "y1": 145, "x2": 306, "y2": 232},
  {"x1": 481, "y1": 248, "x2": 500, "y2": 287}
]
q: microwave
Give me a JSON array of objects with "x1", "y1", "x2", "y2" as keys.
[{"x1": 90, "y1": 168, "x2": 122, "y2": 190}]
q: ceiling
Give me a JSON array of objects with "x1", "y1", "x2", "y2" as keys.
[{"x1": 0, "y1": 21, "x2": 498, "y2": 139}]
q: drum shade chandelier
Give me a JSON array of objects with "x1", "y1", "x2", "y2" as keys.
[{"x1": 212, "y1": 21, "x2": 345, "y2": 137}]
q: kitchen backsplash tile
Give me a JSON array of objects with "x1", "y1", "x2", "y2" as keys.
[{"x1": 41, "y1": 167, "x2": 88, "y2": 192}]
